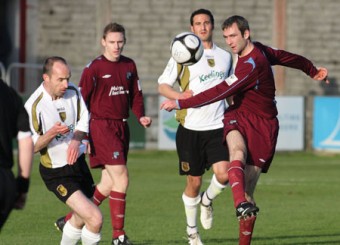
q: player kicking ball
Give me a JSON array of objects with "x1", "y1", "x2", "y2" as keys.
[{"x1": 161, "y1": 15, "x2": 328, "y2": 245}]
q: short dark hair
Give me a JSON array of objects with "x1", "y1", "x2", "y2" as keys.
[
  {"x1": 43, "y1": 56, "x2": 67, "y2": 76},
  {"x1": 190, "y1": 9, "x2": 214, "y2": 29},
  {"x1": 103, "y1": 22, "x2": 126, "y2": 42},
  {"x1": 221, "y1": 15, "x2": 250, "y2": 36}
]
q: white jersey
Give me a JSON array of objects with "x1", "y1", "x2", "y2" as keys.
[
  {"x1": 25, "y1": 82, "x2": 89, "y2": 168},
  {"x1": 158, "y1": 44, "x2": 233, "y2": 131}
]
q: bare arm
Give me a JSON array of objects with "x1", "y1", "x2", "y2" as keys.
[
  {"x1": 17, "y1": 134, "x2": 34, "y2": 178},
  {"x1": 34, "y1": 122, "x2": 69, "y2": 153},
  {"x1": 14, "y1": 133, "x2": 34, "y2": 209},
  {"x1": 67, "y1": 130, "x2": 86, "y2": 165},
  {"x1": 158, "y1": 83, "x2": 193, "y2": 100}
]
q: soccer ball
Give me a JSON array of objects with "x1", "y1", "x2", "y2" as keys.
[{"x1": 170, "y1": 32, "x2": 204, "y2": 66}]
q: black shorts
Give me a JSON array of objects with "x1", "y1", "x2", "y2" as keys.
[
  {"x1": 0, "y1": 168, "x2": 16, "y2": 230},
  {"x1": 176, "y1": 124, "x2": 229, "y2": 176},
  {"x1": 39, "y1": 154, "x2": 95, "y2": 203}
]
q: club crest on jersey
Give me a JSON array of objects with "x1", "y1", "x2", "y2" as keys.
[
  {"x1": 126, "y1": 72, "x2": 132, "y2": 80},
  {"x1": 113, "y1": 151, "x2": 120, "y2": 159},
  {"x1": 57, "y1": 184, "x2": 68, "y2": 197},
  {"x1": 207, "y1": 59, "x2": 215, "y2": 67},
  {"x1": 181, "y1": 161, "x2": 190, "y2": 172}
]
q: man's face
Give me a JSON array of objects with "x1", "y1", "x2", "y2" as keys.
[
  {"x1": 223, "y1": 22, "x2": 249, "y2": 56},
  {"x1": 44, "y1": 61, "x2": 70, "y2": 99},
  {"x1": 102, "y1": 32, "x2": 125, "y2": 61},
  {"x1": 191, "y1": 14, "x2": 213, "y2": 42}
]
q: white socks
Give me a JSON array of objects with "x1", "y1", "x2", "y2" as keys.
[
  {"x1": 81, "y1": 226, "x2": 101, "y2": 245},
  {"x1": 201, "y1": 174, "x2": 228, "y2": 206},
  {"x1": 60, "y1": 221, "x2": 101, "y2": 245},
  {"x1": 182, "y1": 193, "x2": 201, "y2": 235},
  {"x1": 61, "y1": 221, "x2": 81, "y2": 245}
]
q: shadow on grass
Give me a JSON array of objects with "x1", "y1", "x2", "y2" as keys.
[
  {"x1": 252, "y1": 232, "x2": 340, "y2": 244},
  {"x1": 130, "y1": 233, "x2": 340, "y2": 244}
]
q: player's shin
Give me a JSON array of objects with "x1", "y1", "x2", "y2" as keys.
[{"x1": 239, "y1": 215, "x2": 257, "y2": 245}]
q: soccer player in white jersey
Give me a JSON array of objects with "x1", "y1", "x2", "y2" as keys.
[
  {"x1": 158, "y1": 9, "x2": 233, "y2": 245},
  {"x1": 24, "y1": 56, "x2": 102, "y2": 245}
]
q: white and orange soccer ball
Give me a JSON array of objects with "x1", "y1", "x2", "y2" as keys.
[{"x1": 170, "y1": 32, "x2": 204, "y2": 66}]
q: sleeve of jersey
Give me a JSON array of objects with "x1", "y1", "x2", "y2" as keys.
[
  {"x1": 130, "y1": 65, "x2": 145, "y2": 120},
  {"x1": 14, "y1": 91, "x2": 31, "y2": 133},
  {"x1": 75, "y1": 87, "x2": 89, "y2": 134},
  {"x1": 24, "y1": 101, "x2": 40, "y2": 144},
  {"x1": 157, "y1": 58, "x2": 178, "y2": 86},
  {"x1": 179, "y1": 62, "x2": 256, "y2": 109},
  {"x1": 78, "y1": 66, "x2": 94, "y2": 106},
  {"x1": 258, "y1": 42, "x2": 318, "y2": 78}
]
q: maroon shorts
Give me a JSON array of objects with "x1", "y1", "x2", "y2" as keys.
[
  {"x1": 89, "y1": 118, "x2": 130, "y2": 168},
  {"x1": 223, "y1": 110, "x2": 279, "y2": 173}
]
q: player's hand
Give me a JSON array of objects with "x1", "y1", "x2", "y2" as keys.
[
  {"x1": 51, "y1": 122, "x2": 70, "y2": 137},
  {"x1": 179, "y1": 90, "x2": 193, "y2": 99},
  {"x1": 160, "y1": 99, "x2": 179, "y2": 112},
  {"x1": 313, "y1": 67, "x2": 329, "y2": 84},
  {"x1": 67, "y1": 139, "x2": 80, "y2": 165},
  {"x1": 140, "y1": 116, "x2": 152, "y2": 128},
  {"x1": 83, "y1": 140, "x2": 91, "y2": 154},
  {"x1": 13, "y1": 193, "x2": 27, "y2": 210}
]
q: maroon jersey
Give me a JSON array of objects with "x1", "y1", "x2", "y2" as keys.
[
  {"x1": 179, "y1": 42, "x2": 318, "y2": 119},
  {"x1": 79, "y1": 55, "x2": 145, "y2": 120}
]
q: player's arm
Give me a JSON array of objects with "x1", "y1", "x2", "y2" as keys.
[
  {"x1": 158, "y1": 58, "x2": 193, "y2": 100},
  {"x1": 14, "y1": 104, "x2": 33, "y2": 209},
  {"x1": 14, "y1": 132, "x2": 34, "y2": 209},
  {"x1": 161, "y1": 63, "x2": 256, "y2": 111},
  {"x1": 257, "y1": 42, "x2": 322, "y2": 79},
  {"x1": 158, "y1": 83, "x2": 193, "y2": 100},
  {"x1": 34, "y1": 122, "x2": 69, "y2": 153},
  {"x1": 78, "y1": 66, "x2": 95, "y2": 106},
  {"x1": 67, "y1": 130, "x2": 86, "y2": 165}
]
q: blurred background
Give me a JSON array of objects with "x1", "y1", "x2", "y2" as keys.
[{"x1": 1, "y1": 0, "x2": 339, "y2": 151}]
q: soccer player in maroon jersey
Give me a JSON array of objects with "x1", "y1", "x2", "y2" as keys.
[
  {"x1": 68, "y1": 23, "x2": 151, "y2": 245},
  {"x1": 161, "y1": 15, "x2": 329, "y2": 245}
]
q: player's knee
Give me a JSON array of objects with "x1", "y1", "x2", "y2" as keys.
[
  {"x1": 215, "y1": 172, "x2": 229, "y2": 185},
  {"x1": 88, "y1": 208, "x2": 103, "y2": 231},
  {"x1": 187, "y1": 175, "x2": 202, "y2": 189}
]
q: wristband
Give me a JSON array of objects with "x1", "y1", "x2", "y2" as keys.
[
  {"x1": 176, "y1": 100, "x2": 181, "y2": 109},
  {"x1": 16, "y1": 176, "x2": 30, "y2": 193}
]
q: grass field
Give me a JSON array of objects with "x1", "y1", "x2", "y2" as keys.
[{"x1": 1, "y1": 150, "x2": 339, "y2": 244}]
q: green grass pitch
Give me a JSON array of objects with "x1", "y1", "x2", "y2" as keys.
[{"x1": 1, "y1": 150, "x2": 340, "y2": 244}]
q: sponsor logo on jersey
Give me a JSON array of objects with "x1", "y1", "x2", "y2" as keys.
[
  {"x1": 181, "y1": 161, "x2": 190, "y2": 172},
  {"x1": 199, "y1": 70, "x2": 226, "y2": 83},
  {"x1": 109, "y1": 86, "x2": 129, "y2": 96},
  {"x1": 57, "y1": 184, "x2": 68, "y2": 197},
  {"x1": 126, "y1": 72, "x2": 132, "y2": 80},
  {"x1": 102, "y1": 74, "x2": 111, "y2": 78}
]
